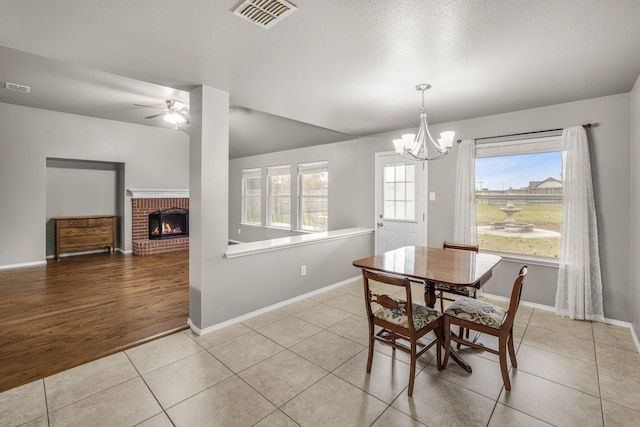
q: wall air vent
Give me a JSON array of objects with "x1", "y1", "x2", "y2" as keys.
[
  {"x1": 231, "y1": 0, "x2": 296, "y2": 29},
  {"x1": 5, "y1": 82, "x2": 31, "y2": 93}
]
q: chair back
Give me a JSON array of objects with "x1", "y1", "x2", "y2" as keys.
[
  {"x1": 503, "y1": 266, "x2": 528, "y2": 328},
  {"x1": 443, "y1": 241, "x2": 479, "y2": 252},
  {"x1": 362, "y1": 269, "x2": 416, "y2": 333}
]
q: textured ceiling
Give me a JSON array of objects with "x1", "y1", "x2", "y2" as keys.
[{"x1": 1, "y1": 0, "x2": 639, "y2": 158}]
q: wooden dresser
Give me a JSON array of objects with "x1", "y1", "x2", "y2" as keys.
[{"x1": 54, "y1": 215, "x2": 116, "y2": 260}]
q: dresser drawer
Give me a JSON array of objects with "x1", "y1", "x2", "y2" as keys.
[
  {"x1": 57, "y1": 219, "x2": 89, "y2": 228},
  {"x1": 59, "y1": 234, "x2": 113, "y2": 249},
  {"x1": 58, "y1": 227, "x2": 89, "y2": 237},
  {"x1": 88, "y1": 217, "x2": 113, "y2": 227}
]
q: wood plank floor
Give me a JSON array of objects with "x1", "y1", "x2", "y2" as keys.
[{"x1": 0, "y1": 251, "x2": 189, "y2": 393}]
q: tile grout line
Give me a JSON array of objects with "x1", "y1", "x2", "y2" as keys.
[
  {"x1": 592, "y1": 322, "x2": 606, "y2": 427},
  {"x1": 122, "y1": 350, "x2": 176, "y2": 427},
  {"x1": 42, "y1": 378, "x2": 51, "y2": 427}
]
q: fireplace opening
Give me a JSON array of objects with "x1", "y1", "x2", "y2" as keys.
[{"x1": 149, "y1": 207, "x2": 189, "y2": 240}]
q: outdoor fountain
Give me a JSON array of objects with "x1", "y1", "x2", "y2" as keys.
[{"x1": 491, "y1": 200, "x2": 534, "y2": 232}]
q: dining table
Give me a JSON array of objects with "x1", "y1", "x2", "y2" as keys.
[{"x1": 353, "y1": 245, "x2": 502, "y2": 372}]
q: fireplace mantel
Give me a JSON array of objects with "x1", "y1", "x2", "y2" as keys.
[{"x1": 126, "y1": 189, "x2": 189, "y2": 199}]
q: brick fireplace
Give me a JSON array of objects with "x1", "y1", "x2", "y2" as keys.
[{"x1": 129, "y1": 190, "x2": 189, "y2": 256}]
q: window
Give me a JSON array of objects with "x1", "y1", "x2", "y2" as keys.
[
  {"x1": 475, "y1": 136, "x2": 563, "y2": 258},
  {"x1": 298, "y1": 161, "x2": 328, "y2": 231},
  {"x1": 383, "y1": 163, "x2": 416, "y2": 221},
  {"x1": 241, "y1": 168, "x2": 261, "y2": 225},
  {"x1": 267, "y1": 165, "x2": 291, "y2": 228}
]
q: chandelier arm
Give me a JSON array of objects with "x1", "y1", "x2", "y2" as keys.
[
  {"x1": 421, "y1": 113, "x2": 446, "y2": 153},
  {"x1": 398, "y1": 147, "x2": 450, "y2": 162}
]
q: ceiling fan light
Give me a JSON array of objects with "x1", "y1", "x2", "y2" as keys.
[{"x1": 164, "y1": 111, "x2": 186, "y2": 125}]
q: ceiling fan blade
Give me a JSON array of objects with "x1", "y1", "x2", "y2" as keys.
[
  {"x1": 134, "y1": 103, "x2": 165, "y2": 109},
  {"x1": 144, "y1": 113, "x2": 164, "y2": 119}
]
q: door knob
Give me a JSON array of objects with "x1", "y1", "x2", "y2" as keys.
[{"x1": 377, "y1": 222, "x2": 384, "y2": 226}]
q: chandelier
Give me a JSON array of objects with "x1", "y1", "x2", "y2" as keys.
[{"x1": 393, "y1": 84, "x2": 455, "y2": 161}]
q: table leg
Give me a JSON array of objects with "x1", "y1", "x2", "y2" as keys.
[
  {"x1": 424, "y1": 281, "x2": 437, "y2": 308},
  {"x1": 424, "y1": 282, "x2": 473, "y2": 374},
  {"x1": 448, "y1": 331, "x2": 473, "y2": 373}
]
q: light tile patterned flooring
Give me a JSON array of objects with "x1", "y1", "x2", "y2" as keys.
[{"x1": 2, "y1": 278, "x2": 640, "y2": 426}]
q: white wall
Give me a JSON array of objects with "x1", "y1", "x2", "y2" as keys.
[
  {"x1": 630, "y1": 76, "x2": 640, "y2": 338},
  {"x1": 229, "y1": 93, "x2": 633, "y2": 323},
  {"x1": 0, "y1": 102, "x2": 189, "y2": 267}
]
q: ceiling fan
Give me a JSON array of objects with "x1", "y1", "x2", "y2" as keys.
[{"x1": 134, "y1": 99, "x2": 189, "y2": 129}]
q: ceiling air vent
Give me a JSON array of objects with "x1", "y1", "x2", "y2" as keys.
[
  {"x1": 232, "y1": 0, "x2": 297, "y2": 29},
  {"x1": 5, "y1": 82, "x2": 31, "y2": 93}
]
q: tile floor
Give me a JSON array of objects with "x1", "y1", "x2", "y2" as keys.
[{"x1": 2, "y1": 278, "x2": 640, "y2": 427}]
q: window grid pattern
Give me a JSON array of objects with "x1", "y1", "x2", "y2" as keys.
[
  {"x1": 241, "y1": 168, "x2": 262, "y2": 225},
  {"x1": 267, "y1": 166, "x2": 291, "y2": 228},
  {"x1": 383, "y1": 163, "x2": 416, "y2": 221},
  {"x1": 298, "y1": 162, "x2": 328, "y2": 231}
]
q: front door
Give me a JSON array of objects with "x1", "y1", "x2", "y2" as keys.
[{"x1": 375, "y1": 152, "x2": 426, "y2": 253}]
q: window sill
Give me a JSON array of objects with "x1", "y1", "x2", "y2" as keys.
[
  {"x1": 481, "y1": 250, "x2": 560, "y2": 268},
  {"x1": 265, "y1": 225, "x2": 293, "y2": 231},
  {"x1": 239, "y1": 223, "x2": 263, "y2": 228}
]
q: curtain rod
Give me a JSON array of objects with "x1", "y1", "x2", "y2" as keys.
[{"x1": 456, "y1": 123, "x2": 592, "y2": 144}]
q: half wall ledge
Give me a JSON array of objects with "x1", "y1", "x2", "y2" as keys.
[{"x1": 224, "y1": 227, "x2": 374, "y2": 259}]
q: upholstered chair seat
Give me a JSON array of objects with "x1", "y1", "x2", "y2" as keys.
[
  {"x1": 444, "y1": 297, "x2": 507, "y2": 329},
  {"x1": 374, "y1": 301, "x2": 441, "y2": 331}
]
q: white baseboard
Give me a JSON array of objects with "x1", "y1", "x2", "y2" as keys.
[
  {"x1": 188, "y1": 275, "x2": 361, "y2": 336},
  {"x1": 0, "y1": 260, "x2": 47, "y2": 270}
]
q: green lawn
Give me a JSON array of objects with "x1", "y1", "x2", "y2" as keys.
[{"x1": 476, "y1": 203, "x2": 562, "y2": 258}]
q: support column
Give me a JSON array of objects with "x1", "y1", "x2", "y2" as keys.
[{"x1": 188, "y1": 86, "x2": 229, "y2": 329}]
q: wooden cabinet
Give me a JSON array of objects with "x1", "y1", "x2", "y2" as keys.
[{"x1": 54, "y1": 216, "x2": 116, "y2": 260}]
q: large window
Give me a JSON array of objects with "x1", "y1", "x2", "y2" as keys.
[
  {"x1": 241, "y1": 168, "x2": 262, "y2": 225},
  {"x1": 298, "y1": 161, "x2": 328, "y2": 231},
  {"x1": 267, "y1": 165, "x2": 291, "y2": 228},
  {"x1": 475, "y1": 136, "x2": 562, "y2": 258}
]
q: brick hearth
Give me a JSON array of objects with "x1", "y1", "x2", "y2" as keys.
[{"x1": 131, "y1": 197, "x2": 189, "y2": 256}]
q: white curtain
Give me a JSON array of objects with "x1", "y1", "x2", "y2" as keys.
[
  {"x1": 453, "y1": 139, "x2": 477, "y2": 245},
  {"x1": 555, "y1": 126, "x2": 605, "y2": 321}
]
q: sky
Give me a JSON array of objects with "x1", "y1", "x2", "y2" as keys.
[{"x1": 475, "y1": 152, "x2": 562, "y2": 190}]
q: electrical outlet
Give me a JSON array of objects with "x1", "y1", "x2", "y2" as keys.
[
  {"x1": 301, "y1": 265, "x2": 307, "y2": 276},
  {"x1": 429, "y1": 192, "x2": 436, "y2": 201},
  {"x1": 238, "y1": 228, "x2": 241, "y2": 234}
]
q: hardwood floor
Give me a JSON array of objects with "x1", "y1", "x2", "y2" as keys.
[{"x1": 0, "y1": 251, "x2": 189, "y2": 393}]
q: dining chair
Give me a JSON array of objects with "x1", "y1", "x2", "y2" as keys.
[
  {"x1": 362, "y1": 269, "x2": 443, "y2": 396},
  {"x1": 435, "y1": 241, "x2": 480, "y2": 313},
  {"x1": 442, "y1": 266, "x2": 527, "y2": 391}
]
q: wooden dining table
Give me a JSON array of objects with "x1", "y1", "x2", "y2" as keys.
[{"x1": 353, "y1": 245, "x2": 502, "y2": 372}]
